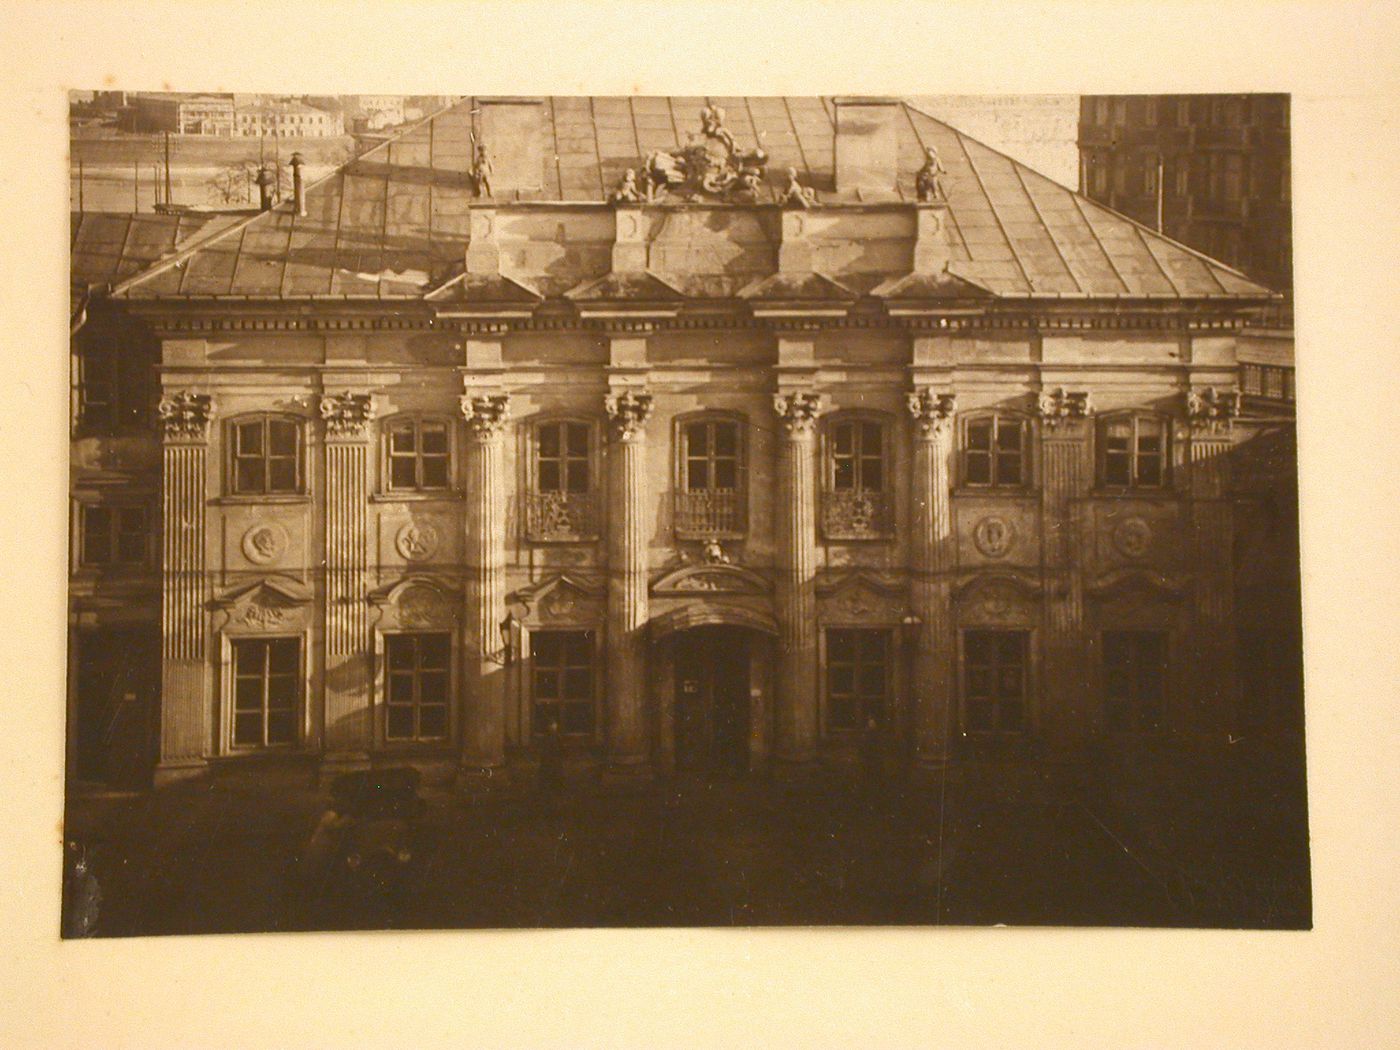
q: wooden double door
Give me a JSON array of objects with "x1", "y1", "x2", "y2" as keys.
[{"x1": 673, "y1": 627, "x2": 750, "y2": 773}]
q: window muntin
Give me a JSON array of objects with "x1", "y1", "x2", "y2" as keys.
[
  {"x1": 231, "y1": 637, "x2": 300, "y2": 748},
  {"x1": 1103, "y1": 631, "x2": 1167, "y2": 733},
  {"x1": 1100, "y1": 414, "x2": 1167, "y2": 489},
  {"x1": 963, "y1": 415, "x2": 1028, "y2": 488},
  {"x1": 531, "y1": 630, "x2": 595, "y2": 736},
  {"x1": 385, "y1": 632, "x2": 450, "y2": 741},
  {"x1": 826, "y1": 628, "x2": 890, "y2": 732},
  {"x1": 683, "y1": 418, "x2": 741, "y2": 492},
  {"x1": 963, "y1": 630, "x2": 1027, "y2": 735},
  {"x1": 386, "y1": 417, "x2": 451, "y2": 492},
  {"x1": 527, "y1": 420, "x2": 598, "y2": 541},
  {"x1": 231, "y1": 416, "x2": 303, "y2": 495},
  {"x1": 80, "y1": 504, "x2": 147, "y2": 567}
]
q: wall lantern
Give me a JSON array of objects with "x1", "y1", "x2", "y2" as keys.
[
  {"x1": 900, "y1": 613, "x2": 924, "y2": 647},
  {"x1": 498, "y1": 611, "x2": 520, "y2": 666}
]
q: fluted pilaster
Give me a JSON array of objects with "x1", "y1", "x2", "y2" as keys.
[
  {"x1": 320, "y1": 391, "x2": 374, "y2": 755},
  {"x1": 1039, "y1": 410, "x2": 1091, "y2": 747},
  {"x1": 907, "y1": 388, "x2": 956, "y2": 766},
  {"x1": 157, "y1": 391, "x2": 212, "y2": 776},
  {"x1": 773, "y1": 389, "x2": 822, "y2": 764},
  {"x1": 461, "y1": 392, "x2": 510, "y2": 771},
  {"x1": 603, "y1": 388, "x2": 653, "y2": 768},
  {"x1": 1188, "y1": 427, "x2": 1236, "y2": 737}
]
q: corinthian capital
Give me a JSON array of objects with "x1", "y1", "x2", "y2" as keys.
[
  {"x1": 460, "y1": 392, "x2": 511, "y2": 439},
  {"x1": 1036, "y1": 387, "x2": 1092, "y2": 427},
  {"x1": 773, "y1": 390, "x2": 823, "y2": 435},
  {"x1": 157, "y1": 390, "x2": 214, "y2": 441},
  {"x1": 906, "y1": 387, "x2": 956, "y2": 437},
  {"x1": 1185, "y1": 386, "x2": 1241, "y2": 434},
  {"x1": 319, "y1": 391, "x2": 375, "y2": 437},
  {"x1": 604, "y1": 388, "x2": 654, "y2": 441}
]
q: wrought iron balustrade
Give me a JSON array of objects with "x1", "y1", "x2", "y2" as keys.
[
  {"x1": 673, "y1": 489, "x2": 745, "y2": 538},
  {"x1": 525, "y1": 491, "x2": 600, "y2": 542},
  {"x1": 821, "y1": 487, "x2": 894, "y2": 540}
]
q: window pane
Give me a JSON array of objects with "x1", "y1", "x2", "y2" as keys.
[
  {"x1": 387, "y1": 637, "x2": 413, "y2": 671},
  {"x1": 965, "y1": 450, "x2": 992, "y2": 485},
  {"x1": 967, "y1": 421, "x2": 992, "y2": 451},
  {"x1": 564, "y1": 632, "x2": 592, "y2": 664},
  {"x1": 267, "y1": 675, "x2": 297, "y2": 709},
  {"x1": 565, "y1": 460, "x2": 589, "y2": 494},
  {"x1": 562, "y1": 702, "x2": 593, "y2": 734},
  {"x1": 829, "y1": 697, "x2": 857, "y2": 731},
  {"x1": 420, "y1": 456, "x2": 449, "y2": 489},
  {"x1": 535, "y1": 670, "x2": 560, "y2": 699},
  {"x1": 827, "y1": 630, "x2": 854, "y2": 662},
  {"x1": 83, "y1": 507, "x2": 112, "y2": 563},
  {"x1": 538, "y1": 460, "x2": 561, "y2": 492},
  {"x1": 388, "y1": 672, "x2": 414, "y2": 704},
  {"x1": 686, "y1": 423, "x2": 709, "y2": 457},
  {"x1": 857, "y1": 665, "x2": 885, "y2": 698},
  {"x1": 687, "y1": 460, "x2": 708, "y2": 491},
  {"x1": 268, "y1": 458, "x2": 297, "y2": 493},
  {"x1": 234, "y1": 712, "x2": 263, "y2": 746},
  {"x1": 419, "y1": 705, "x2": 447, "y2": 738},
  {"x1": 532, "y1": 633, "x2": 561, "y2": 664},
  {"x1": 237, "y1": 421, "x2": 263, "y2": 456},
  {"x1": 268, "y1": 420, "x2": 298, "y2": 456},
  {"x1": 235, "y1": 458, "x2": 265, "y2": 493},
  {"x1": 565, "y1": 424, "x2": 589, "y2": 457},
  {"x1": 1104, "y1": 451, "x2": 1131, "y2": 487},
  {"x1": 418, "y1": 671, "x2": 448, "y2": 705},
  {"x1": 833, "y1": 424, "x2": 854, "y2": 456},
  {"x1": 833, "y1": 457, "x2": 855, "y2": 489},
  {"x1": 829, "y1": 666, "x2": 855, "y2": 695},
  {"x1": 996, "y1": 451, "x2": 1021, "y2": 486},
  {"x1": 266, "y1": 638, "x2": 297, "y2": 674},
  {"x1": 861, "y1": 422, "x2": 882, "y2": 455},
  {"x1": 713, "y1": 460, "x2": 737, "y2": 489},
  {"x1": 1137, "y1": 454, "x2": 1162, "y2": 487},
  {"x1": 537, "y1": 424, "x2": 560, "y2": 458},
  {"x1": 563, "y1": 669, "x2": 592, "y2": 700},
  {"x1": 389, "y1": 456, "x2": 417, "y2": 490},
  {"x1": 861, "y1": 458, "x2": 883, "y2": 492},
  {"x1": 420, "y1": 633, "x2": 450, "y2": 670},
  {"x1": 234, "y1": 675, "x2": 262, "y2": 713},
  {"x1": 713, "y1": 423, "x2": 737, "y2": 457},
  {"x1": 996, "y1": 421, "x2": 1022, "y2": 451},
  {"x1": 387, "y1": 706, "x2": 414, "y2": 739},
  {"x1": 420, "y1": 423, "x2": 448, "y2": 454},
  {"x1": 390, "y1": 425, "x2": 417, "y2": 455}
]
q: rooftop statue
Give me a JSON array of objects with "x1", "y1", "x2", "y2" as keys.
[
  {"x1": 916, "y1": 146, "x2": 947, "y2": 203},
  {"x1": 639, "y1": 107, "x2": 770, "y2": 203},
  {"x1": 609, "y1": 169, "x2": 643, "y2": 204},
  {"x1": 779, "y1": 166, "x2": 817, "y2": 209},
  {"x1": 472, "y1": 142, "x2": 494, "y2": 198}
]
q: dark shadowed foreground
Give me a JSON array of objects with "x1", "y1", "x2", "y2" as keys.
[{"x1": 63, "y1": 745, "x2": 1309, "y2": 935}]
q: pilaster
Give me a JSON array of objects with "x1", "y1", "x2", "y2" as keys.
[
  {"x1": 319, "y1": 391, "x2": 374, "y2": 764},
  {"x1": 460, "y1": 388, "x2": 510, "y2": 774},
  {"x1": 772, "y1": 386, "x2": 823, "y2": 765},
  {"x1": 906, "y1": 387, "x2": 956, "y2": 768},
  {"x1": 156, "y1": 390, "x2": 213, "y2": 782},
  {"x1": 1037, "y1": 389, "x2": 1093, "y2": 750},
  {"x1": 603, "y1": 385, "x2": 654, "y2": 771}
]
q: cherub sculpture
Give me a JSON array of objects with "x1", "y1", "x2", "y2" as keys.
[
  {"x1": 779, "y1": 166, "x2": 817, "y2": 208},
  {"x1": 916, "y1": 146, "x2": 947, "y2": 202}
]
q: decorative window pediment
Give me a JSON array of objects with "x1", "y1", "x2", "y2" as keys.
[
  {"x1": 1086, "y1": 568, "x2": 1187, "y2": 600},
  {"x1": 651, "y1": 563, "x2": 770, "y2": 596},
  {"x1": 510, "y1": 573, "x2": 606, "y2": 623},
  {"x1": 816, "y1": 571, "x2": 906, "y2": 622},
  {"x1": 212, "y1": 575, "x2": 312, "y2": 630}
]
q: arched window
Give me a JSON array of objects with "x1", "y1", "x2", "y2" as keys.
[
  {"x1": 960, "y1": 413, "x2": 1029, "y2": 489},
  {"x1": 527, "y1": 418, "x2": 599, "y2": 541},
  {"x1": 228, "y1": 414, "x2": 304, "y2": 495},
  {"x1": 383, "y1": 414, "x2": 452, "y2": 493},
  {"x1": 1097, "y1": 413, "x2": 1169, "y2": 489},
  {"x1": 822, "y1": 413, "x2": 893, "y2": 539},
  {"x1": 674, "y1": 412, "x2": 747, "y2": 539}
]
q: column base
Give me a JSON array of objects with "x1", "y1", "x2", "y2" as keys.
[{"x1": 152, "y1": 758, "x2": 208, "y2": 788}]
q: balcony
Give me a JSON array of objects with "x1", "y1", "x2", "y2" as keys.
[
  {"x1": 821, "y1": 488, "x2": 895, "y2": 541},
  {"x1": 673, "y1": 489, "x2": 745, "y2": 539},
  {"x1": 525, "y1": 491, "x2": 600, "y2": 543}
]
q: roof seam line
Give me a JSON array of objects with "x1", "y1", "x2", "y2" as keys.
[
  {"x1": 954, "y1": 132, "x2": 1035, "y2": 293},
  {"x1": 1067, "y1": 193, "x2": 1132, "y2": 294},
  {"x1": 1011, "y1": 163, "x2": 1084, "y2": 295}
]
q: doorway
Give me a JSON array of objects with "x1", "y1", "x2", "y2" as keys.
[{"x1": 673, "y1": 626, "x2": 750, "y2": 773}]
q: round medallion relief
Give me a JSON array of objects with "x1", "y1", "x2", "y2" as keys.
[
  {"x1": 1112, "y1": 517, "x2": 1153, "y2": 559},
  {"x1": 973, "y1": 516, "x2": 1015, "y2": 559},
  {"x1": 241, "y1": 522, "x2": 289, "y2": 565},
  {"x1": 396, "y1": 521, "x2": 441, "y2": 562}
]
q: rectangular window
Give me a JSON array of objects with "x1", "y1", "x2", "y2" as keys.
[
  {"x1": 831, "y1": 420, "x2": 884, "y2": 492},
  {"x1": 385, "y1": 632, "x2": 450, "y2": 741},
  {"x1": 1101, "y1": 416, "x2": 1166, "y2": 489},
  {"x1": 675, "y1": 417, "x2": 746, "y2": 537},
  {"x1": 825, "y1": 629, "x2": 890, "y2": 732},
  {"x1": 387, "y1": 418, "x2": 451, "y2": 491},
  {"x1": 532, "y1": 630, "x2": 595, "y2": 736},
  {"x1": 963, "y1": 416, "x2": 1026, "y2": 488},
  {"x1": 1103, "y1": 631, "x2": 1167, "y2": 733},
  {"x1": 80, "y1": 504, "x2": 147, "y2": 567},
  {"x1": 232, "y1": 417, "x2": 302, "y2": 495},
  {"x1": 77, "y1": 350, "x2": 152, "y2": 432},
  {"x1": 231, "y1": 637, "x2": 300, "y2": 748},
  {"x1": 536, "y1": 421, "x2": 590, "y2": 494},
  {"x1": 963, "y1": 630, "x2": 1027, "y2": 735}
]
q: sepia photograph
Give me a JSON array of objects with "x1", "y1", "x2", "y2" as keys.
[{"x1": 64, "y1": 87, "x2": 1308, "y2": 936}]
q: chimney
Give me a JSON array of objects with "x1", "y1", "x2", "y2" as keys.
[
  {"x1": 290, "y1": 152, "x2": 306, "y2": 216},
  {"x1": 255, "y1": 165, "x2": 274, "y2": 211},
  {"x1": 834, "y1": 97, "x2": 900, "y2": 196},
  {"x1": 475, "y1": 98, "x2": 544, "y2": 195}
]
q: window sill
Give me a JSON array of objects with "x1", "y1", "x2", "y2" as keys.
[
  {"x1": 674, "y1": 530, "x2": 748, "y2": 542},
  {"x1": 370, "y1": 491, "x2": 466, "y2": 504},
  {"x1": 952, "y1": 487, "x2": 1038, "y2": 498},
  {"x1": 525, "y1": 534, "x2": 601, "y2": 545},
  {"x1": 821, "y1": 532, "x2": 896, "y2": 544},
  {"x1": 212, "y1": 494, "x2": 312, "y2": 506}
]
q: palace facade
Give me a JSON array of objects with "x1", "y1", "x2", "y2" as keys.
[{"x1": 68, "y1": 96, "x2": 1296, "y2": 789}]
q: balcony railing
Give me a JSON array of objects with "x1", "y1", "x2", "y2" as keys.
[
  {"x1": 525, "y1": 491, "x2": 600, "y2": 542},
  {"x1": 821, "y1": 488, "x2": 894, "y2": 541},
  {"x1": 673, "y1": 489, "x2": 745, "y2": 539}
]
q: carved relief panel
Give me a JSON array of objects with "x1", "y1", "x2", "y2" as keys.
[
  {"x1": 816, "y1": 571, "x2": 906, "y2": 625},
  {"x1": 953, "y1": 571, "x2": 1042, "y2": 628},
  {"x1": 221, "y1": 505, "x2": 309, "y2": 576},
  {"x1": 376, "y1": 509, "x2": 462, "y2": 568},
  {"x1": 370, "y1": 578, "x2": 461, "y2": 632},
  {"x1": 952, "y1": 498, "x2": 1039, "y2": 568},
  {"x1": 1091, "y1": 501, "x2": 1183, "y2": 572}
]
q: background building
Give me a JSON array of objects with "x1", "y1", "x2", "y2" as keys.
[
  {"x1": 69, "y1": 96, "x2": 1296, "y2": 792},
  {"x1": 1078, "y1": 94, "x2": 1292, "y2": 292},
  {"x1": 122, "y1": 93, "x2": 236, "y2": 135}
]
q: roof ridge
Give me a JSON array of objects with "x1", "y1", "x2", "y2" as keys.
[{"x1": 110, "y1": 98, "x2": 468, "y2": 299}]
